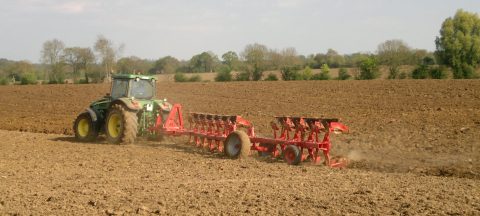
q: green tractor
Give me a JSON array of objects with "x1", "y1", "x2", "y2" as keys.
[{"x1": 73, "y1": 74, "x2": 173, "y2": 144}]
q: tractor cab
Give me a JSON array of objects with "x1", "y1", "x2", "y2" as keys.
[
  {"x1": 73, "y1": 73, "x2": 169, "y2": 144},
  {"x1": 110, "y1": 74, "x2": 156, "y2": 100}
]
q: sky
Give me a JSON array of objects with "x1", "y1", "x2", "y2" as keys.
[{"x1": 1, "y1": 0, "x2": 479, "y2": 63}]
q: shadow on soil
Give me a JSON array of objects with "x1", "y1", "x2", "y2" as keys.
[
  {"x1": 50, "y1": 136, "x2": 108, "y2": 145},
  {"x1": 155, "y1": 142, "x2": 238, "y2": 161},
  {"x1": 49, "y1": 136, "x2": 479, "y2": 179}
]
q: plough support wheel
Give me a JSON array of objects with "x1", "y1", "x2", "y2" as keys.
[
  {"x1": 224, "y1": 131, "x2": 251, "y2": 159},
  {"x1": 284, "y1": 145, "x2": 302, "y2": 165}
]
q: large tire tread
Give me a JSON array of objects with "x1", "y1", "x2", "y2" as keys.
[
  {"x1": 224, "y1": 130, "x2": 251, "y2": 159},
  {"x1": 122, "y1": 105, "x2": 138, "y2": 144},
  {"x1": 73, "y1": 112, "x2": 99, "y2": 142},
  {"x1": 106, "y1": 104, "x2": 138, "y2": 144},
  {"x1": 284, "y1": 145, "x2": 302, "y2": 165}
]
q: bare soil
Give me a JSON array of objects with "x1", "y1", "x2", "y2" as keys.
[{"x1": 0, "y1": 80, "x2": 479, "y2": 215}]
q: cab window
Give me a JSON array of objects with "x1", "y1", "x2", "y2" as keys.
[
  {"x1": 111, "y1": 79, "x2": 129, "y2": 99},
  {"x1": 129, "y1": 79, "x2": 154, "y2": 99}
]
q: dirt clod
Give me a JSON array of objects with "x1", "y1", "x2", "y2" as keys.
[{"x1": 88, "y1": 201, "x2": 96, "y2": 207}]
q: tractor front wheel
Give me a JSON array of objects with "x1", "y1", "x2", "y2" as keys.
[
  {"x1": 73, "y1": 112, "x2": 99, "y2": 142},
  {"x1": 224, "y1": 131, "x2": 251, "y2": 159},
  {"x1": 105, "y1": 104, "x2": 138, "y2": 144}
]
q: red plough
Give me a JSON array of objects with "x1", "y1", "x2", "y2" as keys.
[{"x1": 149, "y1": 104, "x2": 349, "y2": 167}]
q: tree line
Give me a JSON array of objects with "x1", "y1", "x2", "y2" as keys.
[{"x1": 0, "y1": 9, "x2": 479, "y2": 85}]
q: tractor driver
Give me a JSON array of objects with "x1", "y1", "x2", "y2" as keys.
[{"x1": 131, "y1": 79, "x2": 145, "y2": 98}]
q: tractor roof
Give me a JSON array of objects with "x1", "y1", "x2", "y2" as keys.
[{"x1": 112, "y1": 74, "x2": 156, "y2": 80}]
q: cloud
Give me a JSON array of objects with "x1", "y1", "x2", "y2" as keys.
[
  {"x1": 13, "y1": 0, "x2": 98, "y2": 14},
  {"x1": 52, "y1": 2, "x2": 88, "y2": 14},
  {"x1": 277, "y1": 0, "x2": 300, "y2": 8}
]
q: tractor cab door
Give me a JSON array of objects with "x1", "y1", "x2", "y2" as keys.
[{"x1": 111, "y1": 79, "x2": 129, "y2": 99}]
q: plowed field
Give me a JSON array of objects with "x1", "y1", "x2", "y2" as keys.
[{"x1": 0, "y1": 80, "x2": 479, "y2": 215}]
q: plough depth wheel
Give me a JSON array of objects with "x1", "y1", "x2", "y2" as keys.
[
  {"x1": 224, "y1": 131, "x2": 251, "y2": 159},
  {"x1": 284, "y1": 145, "x2": 302, "y2": 165}
]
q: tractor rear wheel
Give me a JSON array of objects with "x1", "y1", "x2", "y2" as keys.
[
  {"x1": 224, "y1": 131, "x2": 251, "y2": 159},
  {"x1": 105, "y1": 104, "x2": 138, "y2": 144},
  {"x1": 284, "y1": 145, "x2": 302, "y2": 165},
  {"x1": 73, "y1": 112, "x2": 99, "y2": 142}
]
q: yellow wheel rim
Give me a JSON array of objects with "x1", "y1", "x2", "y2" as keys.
[
  {"x1": 108, "y1": 113, "x2": 121, "y2": 138},
  {"x1": 77, "y1": 119, "x2": 90, "y2": 137}
]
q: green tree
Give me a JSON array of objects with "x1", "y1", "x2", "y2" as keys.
[
  {"x1": 359, "y1": 57, "x2": 379, "y2": 80},
  {"x1": 77, "y1": 48, "x2": 96, "y2": 83},
  {"x1": 94, "y1": 35, "x2": 124, "y2": 81},
  {"x1": 344, "y1": 52, "x2": 370, "y2": 67},
  {"x1": 312, "y1": 49, "x2": 345, "y2": 68},
  {"x1": 268, "y1": 50, "x2": 283, "y2": 70},
  {"x1": 377, "y1": 39, "x2": 412, "y2": 79},
  {"x1": 189, "y1": 52, "x2": 218, "y2": 73},
  {"x1": 429, "y1": 66, "x2": 448, "y2": 79},
  {"x1": 411, "y1": 64, "x2": 429, "y2": 79},
  {"x1": 221, "y1": 51, "x2": 240, "y2": 70},
  {"x1": 41, "y1": 39, "x2": 65, "y2": 83},
  {"x1": 241, "y1": 43, "x2": 268, "y2": 81},
  {"x1": 422, "y1": 56, "x2": 436, "y2": 65},
  {"x1": 281, "y1": 66, "x2": 302, "y2": 81},
  {"x1": 63, "y1": 47, "x2": 96, "y2": 83},
  {"x1": 435, "y1": 9, "x2": 480, "y2": 79},
  {"x1": 215, "y1": 65, "x2": 232, "y2": 82},
  {"x1": 0, "y1": 77, "x2": 8, "y2": 85},
  {"x1": 269, "y1": 47, "x2": 302, "y2": 70},
  {"x1": 311, "y1": 64, "x2": 330, "y2": 80},
  {"x1": 5, "y1": 61, "x2": 37, "y2": 85},
  {"x1": 319, "y1": 63, "x2": 331, "y2": 80},
  {"x1": 151, "y1": 56, "x2": 180, "y2": 74},
  {"x1": 337, "y1": 68, "x2": 351, "y2": 80},
  {"x1": 63, "y1": 47, "x2": 82, "y2": 83},
  {"x1": 117, "y1": 56, "x2": 152, "y2": 74},
  {"x1": 174, "y1": 73, "x2": 187, "y2": 82},
  {"x1": 313, "y1": 53, "x2": 326, "y2": 68},
  {"x1": 300, "y1": 54, "x2": 316, "y2": 68},
  {"x1": 6, "y1": 60, "x2": 36, "y2": 81},
  {"x1": 20, "y1": 73, "x2": 37, "y2": 85},
  {"x1": 302, "y1": 66, "x2": 313, "y2": 80},
  {"x1": 411, "y1": 49, "x2": 434, "y2": 65},
  {"x1": 325, "y1": 49, "x2": 345, "y2": 68}
]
